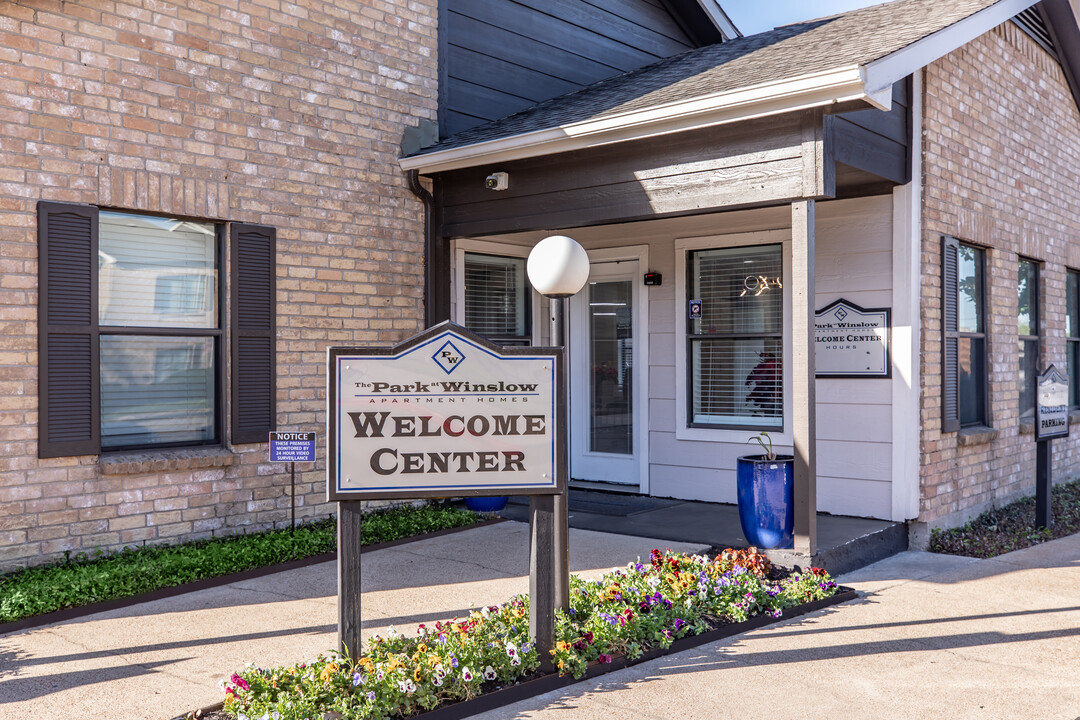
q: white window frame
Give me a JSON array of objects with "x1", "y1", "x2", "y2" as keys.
[
  {"x1": 453, "y1": 238, "x2": 541, "y2": 346},
  {"x1": 674, "y1": 229, "x2": 793, "y2": 446}
]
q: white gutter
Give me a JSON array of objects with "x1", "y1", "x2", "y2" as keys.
[{"x1": 400, "y1": 65, "x2": 886, "y2": 174}]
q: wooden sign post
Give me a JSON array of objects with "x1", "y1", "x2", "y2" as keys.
[
  {"x1": 1034, "y1": 365, "x2": 1069, "y2": 529},
  {"x1": 327, "y1": 322, "x2": 566, "y2": 662}
]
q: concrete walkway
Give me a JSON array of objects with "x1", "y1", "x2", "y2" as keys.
[{"x1": 2, "y1": 523, "x2": 1079, "y2": 720}]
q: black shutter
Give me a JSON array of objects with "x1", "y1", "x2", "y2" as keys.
[
  {"x1": 230, "y1": 223, "x2": 276, "y2": 444},
  {"x1": 942, "y1": 236, "x2": 960, "y2": 433},
  {"x1": 38, "y1": 202, "x2": 100, "y2": 458}
]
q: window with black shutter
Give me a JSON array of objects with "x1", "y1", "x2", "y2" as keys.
[
  {"x1": 942, "y1": 236, "x2": 987, "y2": 431},
  {"x1": 1068, "y1": 270, "x2": 1080, "y2": 408},
  {"x1": 231, "y1": 223, "x2": 277, "y2": 443},
  {"x1": 38, "y1": 202, "x2": 100, "y2": 458},
  {"x1": 37, "y1": 201, "x2": 276, "y2": 457},
  {"x1": 1018, "y1": 258, "x2": 1040, "y2": 420}
]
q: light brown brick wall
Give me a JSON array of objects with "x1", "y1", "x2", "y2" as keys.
[
  {"x1": 919, "y1": 22, "x2": 1080, "y2": 527},
  {"x1": 0, "y1": 0, "x2": 437, "y2": 570}
]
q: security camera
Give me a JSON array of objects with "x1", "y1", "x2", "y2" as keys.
[{"x1": 485, "y1": 172, "x2": 509, "y2": 191}]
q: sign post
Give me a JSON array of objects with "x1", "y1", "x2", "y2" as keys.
[
  {"x1": 328, "y1": 321, "x2": 565, "y2": 661},
  {"x1": 269, "y1": 432, "x2": 317, "y2": 530},
  {"x1": 1034, "y1": 365, "x2": 1069, "y2": 529}
]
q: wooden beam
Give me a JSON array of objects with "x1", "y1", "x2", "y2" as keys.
[
  {"x1": 791, "y1": 200, "x2": 818, "y2": 557},
  {"x1": 337, "y1": 501, "x2": 364, "y2": 660},
  {"x1": 529, "y1": 494, "x2": 557, "y2": 674}
]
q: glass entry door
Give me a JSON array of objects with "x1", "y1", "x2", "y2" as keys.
[{"x1": 569, "y1": 260, "x2": 641, "y2": 486}]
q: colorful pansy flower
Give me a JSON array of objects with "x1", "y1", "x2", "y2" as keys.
[
  {"x1": 461, "y1": 667, "x2": 474, "y2": 682},
  {"x1": 483, "y1": 666, "x2": 496, "y2": 680}
]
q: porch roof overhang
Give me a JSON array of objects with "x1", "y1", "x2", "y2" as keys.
[{"x1": 400, "y1": 0, "x2": 1043, "y2": 177}]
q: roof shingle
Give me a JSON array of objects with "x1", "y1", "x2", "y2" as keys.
[{"x1": 408, "y1": 0, "x2": 1003, "y2": 157}]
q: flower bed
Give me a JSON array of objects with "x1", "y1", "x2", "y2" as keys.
[{"x1": 219, "y1": 549, "x2": 840, "y2": 720}]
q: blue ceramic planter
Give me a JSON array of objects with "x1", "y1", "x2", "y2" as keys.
[
  {"x1": 464, "y1": 496, "x2": 509, "y2": 512},
  {"x1": 736, "y1": 455, "x2": 794, "y2": 549}
]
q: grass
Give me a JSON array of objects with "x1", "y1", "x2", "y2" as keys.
[
  {"x1": 929, "y1": 478, "x2": 1080, "y2": 558},
  {"x1": 0, "y1": 503, "x2": 481, "y2": 624}
]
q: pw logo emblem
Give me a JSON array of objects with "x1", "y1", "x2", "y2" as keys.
[
  {"x1": 432, "y1": 340, "x2": 466, "y2": 375},
  {"x1": 833, "y1": 307, "x2": 848, "y2": 321}
]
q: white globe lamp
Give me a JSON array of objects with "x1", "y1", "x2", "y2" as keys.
[{"x1": 527, "y1": 235, "x2": 590, "y2": 299}]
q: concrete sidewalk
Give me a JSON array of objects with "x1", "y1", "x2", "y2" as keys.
[{"x1": 2, "y1": 523, "x2": 1079, "y2": 720}]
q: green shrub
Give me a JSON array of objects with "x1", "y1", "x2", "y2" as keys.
[{"x1": 0, "y1": 503, "x2": 478, "y2": 624}]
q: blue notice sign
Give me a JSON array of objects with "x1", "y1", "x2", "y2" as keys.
[{"x1": 269, "y1": 432, "x2": 316, "y2": 462}]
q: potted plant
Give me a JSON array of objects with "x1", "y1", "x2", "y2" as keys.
[
  {"x1": 736, "y1": 432, "x2": 794, "y2": 549},
  {"x1": 464, "y1": 495, "x2": 509, "y2": 512}
]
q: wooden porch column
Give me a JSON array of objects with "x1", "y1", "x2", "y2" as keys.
[{"x1": 791, "y1": 200, "x2": 818, "y2": 557}]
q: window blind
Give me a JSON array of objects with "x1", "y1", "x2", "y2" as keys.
[
  {"x1": 464, "y1": 253, "x2": 530, "y2": 344},
  {"x1": 688, "y1": 245, "x2": 783, "y2": 429}
]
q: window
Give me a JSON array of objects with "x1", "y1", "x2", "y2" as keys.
[
  {"x1": 942, "y1": 237, "x2": 986, "y2": 430},
  {"x1": 1068, "y1": 270, "x2": 1080, "y2": 407},
  {"x1": 37, "y1": 202, "x2": 276, "y2": 458},
  {"x1": 98, "y1": 212, "x2": 220, "y2": 449},
  {"x1": 687, "y1": 244, "x2": 782, "y2": 429},
  {"x1": 1017, "y1": 258, "x2": 1040, "y2": 420},
  {"x1": 463, "y1": 252, "x2": 531, "y2": 346}
]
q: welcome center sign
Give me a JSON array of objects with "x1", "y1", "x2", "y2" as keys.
[{"x1": 327, "y1": 322, "x2": 564, "y2": 500}]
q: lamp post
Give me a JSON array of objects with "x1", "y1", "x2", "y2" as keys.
[{"x1": 526, "y1": 235, "x2": 589, "y2": 668}]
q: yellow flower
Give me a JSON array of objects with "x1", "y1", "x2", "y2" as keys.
[
  {"x1": 418, "y1": 643, "x2": 428, "y2": 653},
  {"x1": 555, "y1": 641, "x2": 572, "y2": 652},
  {"x1": 319, "y1": 662, "x2": 340, "y2": 683},
  {"x1": 414, "y1": 666, "x2": 423, "y2": 682}
]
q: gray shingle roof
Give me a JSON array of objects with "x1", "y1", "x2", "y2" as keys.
[{"x1": 407, "y1": 0, "x2": 1002, "y2": 157}]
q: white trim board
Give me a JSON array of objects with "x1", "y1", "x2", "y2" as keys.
[{"x1": 401, "y1": 66, "x2": 876, "y2": 174}]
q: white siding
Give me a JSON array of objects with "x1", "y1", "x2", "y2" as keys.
[{"x1": 454, "y1": 196, "x2": 894, "y2": 519}]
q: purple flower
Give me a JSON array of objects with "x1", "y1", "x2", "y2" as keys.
[
  {"x1": 450, "y1": 656, "x2": 459, "y2": 668},
  {"x1": 352, "y1": 672, "x2": 363, "y2": 686},
  {"x1": 437, "y1": 634, "x2": 447, "y2": 645},
  {"x1": 522, "y1": 642, "x2": 532, "y2": 653},
  {"x1": 599, "y1": 612, "x2": 619, "y2": 626},
  {"x1": 366, "y1": 691, "x2": 376, "y2": 702},
  {"x1": 598, "y1": 654, "x2": 613, "y2": 664},
  {"x1": 673, "y1": 618, "x2": 686, "y2": 631}
]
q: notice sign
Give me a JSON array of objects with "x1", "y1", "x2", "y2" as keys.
[
  {"x1": 270, "y1": 432, "x2": 317, "y2": 462},
  {"x1": 814, "y1": 299, "x2": 890, "y2": 378},
  {"x1": 1036, "y1": 365, "x2": 1069, "y2": 441},
  {"x1": 327, "y1": 322, "x2": 562, "y2": 501}
]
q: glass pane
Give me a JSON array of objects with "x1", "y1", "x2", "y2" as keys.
[
  {"x1": 1017, "y1": 259, "x2": 1037, "y2": 337},
  {"x1": 957, "y1": 245, "x2": 983, "y2": 334},
  {"x1": 1068, "y1": 271, "x2": 1079, "y2": 338},
  {"x1": 1019, "y1": 339, "x2": 1038, "y2": 419},
  {"x1": 690, "y1": 245, "x2": 782, "y2": 335},
  {"x1": 101, "y1": 336, "x2": 216, "y2": 448},
  {"x1": 958, "y1": 336, "x2": 985, "y2": 427},
  {"x1": 99, "y1": 212, "x2": 218, "y2": 328},
  {"x1": 463, "y1": 253, "x2": 530, "y2": 344},
  {"x1": 589, "y1": 281, "x2": 632, "y2": 454},
  {"x1": 692, "y1": 338, "x2": 782, "y2": 428}
]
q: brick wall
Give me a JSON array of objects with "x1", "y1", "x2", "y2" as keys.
[
  {"x1": 919, "y1": 22, "x2": 1080, "y2": 528},
  {"x1": 0, "y1": 0, "x2": 437, "y2": 571}
]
